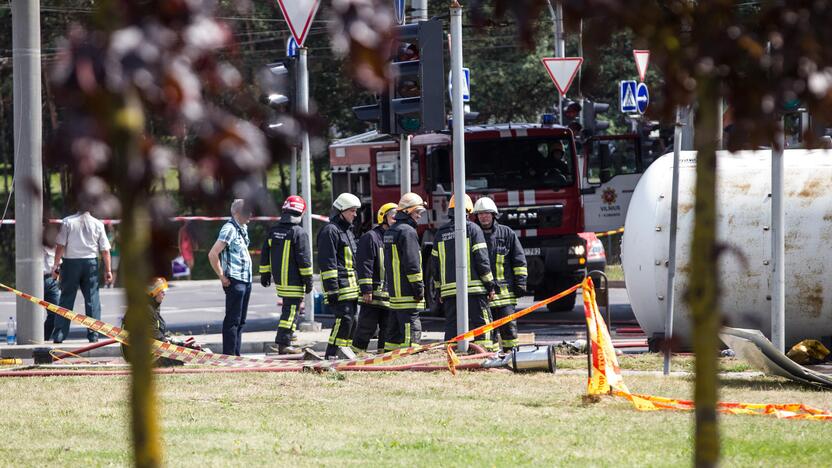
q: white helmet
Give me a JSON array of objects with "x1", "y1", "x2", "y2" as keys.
[
  {"x1": 333, "y1": 193, "x2": 361, "y2": 212},
  {"x1": 397, "y1": 192, "x2": 426, "y2": 214},
  {"x1": 472, "y1": 197, "x2": 499, "y2": 215}
]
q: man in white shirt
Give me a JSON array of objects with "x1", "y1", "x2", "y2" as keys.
[{"x1": 50, "y1": 211, "x2": 113, "y2": 343}]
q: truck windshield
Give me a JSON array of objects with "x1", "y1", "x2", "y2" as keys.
[{"x1": 466, "y1": 137, "x2": 575, "y2": 191}]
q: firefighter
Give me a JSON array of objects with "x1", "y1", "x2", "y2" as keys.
[
  {"x1": 472, "y1": 197, "x2": 528, "y2": 352},
  {"x1": 431, "y1": 194, "x2": 497, "y2": 349},
  {"x1": 318, "y1": 193, "x2": 362, "y2": 358},
  {"x1": 383, "y1": 192, "x2": 427, "y2": 350},
  {"x1": 259, "y1": 195, "x2": 313, "y2": 354},
  {"x1": 352, "y1": 202, "x2": 398, "y2": 353}
]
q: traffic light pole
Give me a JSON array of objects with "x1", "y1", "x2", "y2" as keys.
[
  {"x1": 450, "y1": 1, "x2": 468, "y2": 352},
  {"x1": 12, "y1": 0, "x2": 44, "y2": 344},
  {"x1": 298, "y1": 47, "x2": 318, "y2": 330},
  {"x1": 399, "y1": 134, "x2": 411, "y2": 196},
  {"x1": 290, "y1": 147, "x2": 298, "y2": 195}
]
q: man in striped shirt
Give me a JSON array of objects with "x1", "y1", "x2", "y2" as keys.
[{"x1": 208, "y1": 199, "x2": 253, "y2": 356}]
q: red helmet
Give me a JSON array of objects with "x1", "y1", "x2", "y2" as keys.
[{"x1": 282, "y1": 195, "x2": 307, "y2": 215}]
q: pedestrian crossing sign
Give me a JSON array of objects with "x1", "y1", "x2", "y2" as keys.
[{"x1": 620, "y1": 80, "x2": 637, "y2": 113}]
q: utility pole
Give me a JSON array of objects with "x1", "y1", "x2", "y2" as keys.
[
  {"x1": 450, "y1": 0, "x2": 468, "y2": 352},
  {"x1": 412, "y1": 0, "x2": 428, "y2": 21},
  {"x1": 298, "y1": 47, "x2": 319, "y2": 331},
  {"x1": 12, "y1": 0, "x2": 44, "y2": 344},
  {"x1": 290, "y1": 147, "x2": 297, "y2": 195},
  {"x1": 771, "y1": 117, "x2": 785, "y2": 351}
]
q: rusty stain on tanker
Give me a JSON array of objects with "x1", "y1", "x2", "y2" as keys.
[
  {"x1": 797, "y1": 282, "x2": 825, "y2": 319},
  {"x1": 798, "y1": 178, "x2": 824, "y2": 199}
]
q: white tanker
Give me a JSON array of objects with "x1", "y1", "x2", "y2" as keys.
[{"x1": 622, "y1": 149, "x2": 832, "y2": 347}]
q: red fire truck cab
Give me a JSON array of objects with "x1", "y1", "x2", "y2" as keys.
[{"x1": 329, "y1": 123, "x2": 588, "y2": 311}]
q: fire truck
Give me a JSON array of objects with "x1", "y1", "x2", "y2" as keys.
[{"x1": 329, "y1": 122, "x2": 588, "y2": 311}]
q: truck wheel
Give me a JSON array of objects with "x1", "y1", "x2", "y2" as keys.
[{"x1": 546, "y1": 289, "x2": 577, "y2": 312}]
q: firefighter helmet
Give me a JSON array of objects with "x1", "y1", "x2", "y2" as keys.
[
  {"x1": 472, "y1": 196, "x2": 499, "y2": 215},
  {"x1": 333, "y1": 193, "x2": 361, "y2": 212},
  {"x1": 282, "y1": 195, "x2": 307, "y2": 215},
  {"x1": 377, "y1": 202, "x2": 398, "y2": 224},
  {"x1": 147, "y1": 277, "x2": 168, "y2": 298},
  {"x1": 397, "y1": 192, "x2": 426, "y2": 214},
  {"x1": 448, "y1": 194, "x2": 474, "y2": 213}
]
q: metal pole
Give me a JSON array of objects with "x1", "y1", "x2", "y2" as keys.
[
  {"x1": 450, "y1": 1, "x2": 468, "y2": 353},
  {"x1": 663, "y1": 106, "x2": 685, "y2": 375},
  {"x1": 552, "y1": 0, "x2": 565, "y2": 123},
  {"x1": 298, "y1": 47, "x2": 317, "y2": 328},
  {"x1": 771, "y1": 117, "x2": 785, "y2": 351},
  {"x1": 412, "y1": 0, "x2": 428, "y2": 21},
  {"x1": 290, "y1": 146, "x2": 298, "y2": 195},
  {"x1": 400, "y1": 134, "x2": 411, "y2": 196},
  {"x1": 12, "y1": 0, "x2": 44, "y2": 344}
]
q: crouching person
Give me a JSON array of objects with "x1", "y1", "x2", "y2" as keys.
[{"x1": 122, "y1": 277, "x2": 203, "y2": 367}]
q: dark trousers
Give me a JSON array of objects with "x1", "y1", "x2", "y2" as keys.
[
  {"x1": 223, "y1": 278, "x2": 251, "y2": 356},
  {"x1": 275, "y1": 297, "x2": 302, "y2": 346},
  {"x1": 43, "y1": 275, "x2": 61, "y2": 338},
  {"x1": 325, "y1": 300, "x2": 357, "y2": 358},
  {"x1": 442, "y1": 295, "x2": 493, "y2": 348},
  {"x1": 384, "y1": 308, "x2": 421, "y2": 351},
  {"x1": 352, "y1": 303, "x2": 390, "y2": 352},
  {"x1": 491, "y1": 305, "x2": 519, "y2": 350},
  {"x1": 52, "y1": 258, "x2": 101, "y2": 343}
]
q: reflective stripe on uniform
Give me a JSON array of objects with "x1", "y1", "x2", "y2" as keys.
[
  {"x1": 392, "y1": 245, "x2": 401, "y2": 297},
  {"x1": 321, "y1": 270, "x2": 338, "y2": 280},
  {"x1": 407, "y1": 272, "x2": 422, "y2": 282},
  {"x1": 358, "y1": 278, "x2": 374, "y2": 285},
  {"x1": 328, "y1": 318, "x2": 341, "y2": 345},
  {"x1": 513, "y1": 266, "x2": 528, "y2": 276},
  {"x1": 496, "y1": 253, "x2": 505, "y2": 281},
  {"x1": 260, "y1": 239, "x2": 272, "y2": 273},
  {"x1": 279, "y1": 304, "x2": 297, "y2": 330},
  {"x1": 281, "y1": 239, "x2": 291, "y2": 288},
  {"x1": 389, "y1": 296, "x2": 425, "y2": 310},
  {"x1": 299, "y1": 267, "x2": 313, "y2": 276},
  {"x1": 471, "y1": 242, "x2": 487, "y2": 252}
]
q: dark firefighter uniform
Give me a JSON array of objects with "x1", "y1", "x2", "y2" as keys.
[
  {"x1": 383, "y1": 211, "x2": 425, "y2": 350},
  {"x1": 431, "y1": 219, "x2": 496, "y2": 348},
  {"x1": 352, "y1": 224, "x2": 390, "y2": 352},
  {"x1": 481, "y1": 220, "x2": 527, "y2": 351},
  {"x1": 318, "y1": 214, "x2": 360, "y2": 356},
  {"x1": 259, "y1": 213, "x2": 313, "y2": 347}
]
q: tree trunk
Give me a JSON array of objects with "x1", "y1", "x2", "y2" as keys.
[
  {"x1": 688, "y1": 77, "x2": 721, "y2": 468},
  {"x1": 113, "y1": 92, "x2": 162, "y2": 467}
]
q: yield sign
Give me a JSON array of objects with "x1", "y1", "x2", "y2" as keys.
[
  {"x1": 633, "y1": 49, "x2": 650, "y2": 82},
  {"x1": 275, "y1": 0, "x2": 320, "y2": 47},
  {"x1": 541, "y1": 57, "x2": 583, "y2": 96}
]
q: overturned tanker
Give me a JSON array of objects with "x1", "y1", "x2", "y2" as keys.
[{"x1": 622, "y1": 149, "x2": 832, "y2": 347}]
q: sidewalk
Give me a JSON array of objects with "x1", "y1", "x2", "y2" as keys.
[{"x1": 0, "y1": 328, "x2": 447, "y2": 360}]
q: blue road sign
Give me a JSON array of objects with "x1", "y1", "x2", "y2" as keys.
[
  {"x1": 636, "y1": 82, "x2": 649, "y2": 114},
  {"x1": 620, "y1": 80, "x2": 637, "y2": 113},
  {"x1": 286, "y1": 36, "x2": 298, "y2": 57},
  {"x1": 394, "y1": 0, "x2": 405, "y2": 25},
  {"x1": 448, "y1": 67, "x2": 471, "y2": 103}
]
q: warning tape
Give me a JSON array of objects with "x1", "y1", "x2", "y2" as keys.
[
  {"x1": 0, "y1": 282, "x2": 580, "y2": 372},
  {"x1": 0, "y1": 214, "x2": 330, "y2": 226},
  {"x1": 582, "y1": 277, "x2": 832, "y2": 421},
  {"x1": 594, "y1": 227, "x2": 624, "y2": 238}
]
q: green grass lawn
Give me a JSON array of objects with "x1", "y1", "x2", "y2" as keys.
[{"x1": 1, "y1": 369, "x2": 830, "y2": 466}]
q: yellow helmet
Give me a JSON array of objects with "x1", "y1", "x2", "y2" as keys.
[
  {"x1": 397, "y1": 192, "x2": 426, "y2": 214},
  {"x1": 377, "y1": 202, "x2": 398, "y2": 224},
  {"x1": 147, "y1": 277, "x2": 168, "y2": 298},
  {"x1": 448, "y1": 194, "x2": 473, "y2": 213}
]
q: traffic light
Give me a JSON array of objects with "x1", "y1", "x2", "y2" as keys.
[
  {"x1": 261, "y1": 59, "x2": 296, "y2": 111},
  {"x1": 387, "y1": 19, "x2": 445, "y2": 135},
  {"x1": 352, "y1": 91, "x2": 391, "y2": 134},
  {"x1": 561, "y1": 99, "x2": 582, "y2": 136},
  {"x1": 582, "y1": 99, "x2": 610, "y2": 137}
]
